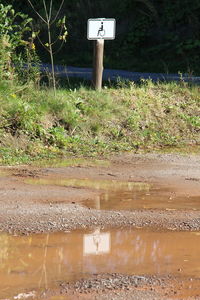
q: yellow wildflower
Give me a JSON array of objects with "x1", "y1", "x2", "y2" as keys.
[{"x1": 29, "y1": 42, "x2": 36, "y2": 50}]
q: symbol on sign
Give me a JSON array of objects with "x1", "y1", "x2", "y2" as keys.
[{"x1": 97, "y1": 22, "x2": 105, "y2": 37}]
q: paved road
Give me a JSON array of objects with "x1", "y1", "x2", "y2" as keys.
[{"x1": 40, "y1": 63, "x2": 200, "y2": 83}]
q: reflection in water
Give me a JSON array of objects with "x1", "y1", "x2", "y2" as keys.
[
  {"x1": 1, "y1": 229, "x2": 200, "y2": 298},
  {"x1": 84, "y1": 189, "x2": 200, "y2": 211},
  {"x1": 32, "y1": 158, "x2": 110, "y2": 168},
  {"x1": 26, "y1": 177, "x2": 149, "y2": 192},
  {"x1": 26, "y1": 177, "x2": 200, "y2": 211},
  {"x1": 83, "y1": 228, "x2": 110, "y2": 255}
]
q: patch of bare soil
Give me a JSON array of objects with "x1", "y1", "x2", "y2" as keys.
[{"x1": 37, "y1": 274, "x2": 200, "y2": 300}]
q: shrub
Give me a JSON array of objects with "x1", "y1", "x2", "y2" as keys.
[{"x1": 0, "y1": 3, "x2": 39, "y2": 83}]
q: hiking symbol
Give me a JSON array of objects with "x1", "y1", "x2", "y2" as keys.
[{"x1": 97, "y1": 21, "x2": 105, "y2": 37}]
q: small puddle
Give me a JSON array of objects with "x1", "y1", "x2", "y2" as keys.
[
  {"x1": 26, "y1": 177, "x2": 200, "y2": 211},
  {"x1": 26, "y1": 177, "x2": 149, "y2": 192},
  {"x1": 1, "y1": 228, "x2": 200, "y2": 298},
  {"x1": 32, "y1": 158, "x2": 110, "y2": 168},
  {"x1": 84, "y1": 189, "x2": 200, "y2": 210}
]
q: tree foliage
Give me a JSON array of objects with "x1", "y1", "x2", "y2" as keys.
[
  {"x1": 0, "y1": 3, "x2": 34, "y2": 80},
  {"x1": 2, "y1": 0, "x2": 200, "y2": 74}
]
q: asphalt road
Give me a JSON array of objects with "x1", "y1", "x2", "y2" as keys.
[{"x1": 40, "y1": 63, "x2": 200, "y2": 83}]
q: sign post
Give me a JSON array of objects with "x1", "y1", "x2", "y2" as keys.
[
  {"x1": 92, "y1": 39, "x2": 104, "y2": 91},
  {"x1": 87, "y1": 18, "x2": 116, "y2": 91}
]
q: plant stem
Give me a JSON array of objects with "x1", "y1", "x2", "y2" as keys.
[{"x1": 47, "y1": 22, "x2": 56, "y2": 95}]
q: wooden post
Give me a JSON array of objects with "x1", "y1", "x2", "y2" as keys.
[{"x1": 92, "y1": 39, "x2": 104, "y2": 91}]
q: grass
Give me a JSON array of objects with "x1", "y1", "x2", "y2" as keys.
[{"x1": 0, "y1": 78, "x2": 199, "y2": 165}]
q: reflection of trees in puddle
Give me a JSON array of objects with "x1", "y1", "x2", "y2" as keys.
[
  {"x1": 38, "y1": 233, "x2": 49, "y2": 289},
  {"x1": 0, "y1": 234, "x2": 9, "y2": 265},
  {"x1": 26, "y1": 177, "x2": 149, "y2": 193},
  {"x1": 34, "y1": 158, "x2": 109, "y2": 168},
  {"x1": 32, "y1": 234, "x2": 64, "y2": 290},
  {"x1": 114, "y1": 230, "x2": 167, "y2": 274},
  {"x1": 0, "y1": 234, "x2": 9, "y2": 295}
]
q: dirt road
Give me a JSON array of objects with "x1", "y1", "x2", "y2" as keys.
[{"x1": 0, "y1": 152, "x2": 200, "y2": 299}]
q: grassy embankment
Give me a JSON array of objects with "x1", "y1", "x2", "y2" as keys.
[{"x1": 0, "y1": 80, "x2": 199, "y2": 165}]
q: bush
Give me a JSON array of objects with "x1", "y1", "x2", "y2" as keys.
[{"x1": 0, "y1": 3, "x2": 39, "y2": 83}]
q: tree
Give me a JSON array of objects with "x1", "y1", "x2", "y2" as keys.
[{"x1": 27, "y1": 0, "x2": 67, "y2": 94}]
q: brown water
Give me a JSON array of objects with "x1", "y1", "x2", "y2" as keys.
[
  {"x1": 1, "y1": 228, "x2": 200, "y2": 299},
  {"x1": 84, "y1": 189, "x2": 200, "y2": 210},
  {"x1": 27, "y1": 177, "x2": 200, "y2": 210}
]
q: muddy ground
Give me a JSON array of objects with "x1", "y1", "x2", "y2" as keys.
[
  {"x1": 1, "y1": 153, "x2": 200, "y2": 234},
  {"x1": 0, "y1": 152, "x2": 200, "y2": 299}
]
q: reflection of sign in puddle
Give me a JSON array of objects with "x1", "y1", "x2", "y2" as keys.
[{"x1": 84, "y1": 228, "x2": 110, "y2": 255}]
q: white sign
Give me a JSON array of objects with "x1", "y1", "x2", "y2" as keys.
[{"x1": 87, "y1": 18, "x2": 116, "y2": 40}]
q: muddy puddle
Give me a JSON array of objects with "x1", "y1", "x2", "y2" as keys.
[
  {"x1": 32, "y1": 158, "x2": 110, "y2": 168},
  {"x1": 1, "y1": 228, "x2": 200, "y2": 299},
  {"x1": 26, "y1": 177, "x2": 149, "y2": 192},
  {"x1": 84, "y1": 190, "x2": 200, "y2": 211},
  {"x1": 26, "y1": 177, "x2": 200, "y2": 211}
]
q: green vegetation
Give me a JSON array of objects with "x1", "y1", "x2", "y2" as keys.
[
  {"x1": 0, "y1": 3, "x2": 39, "y2": 84},
  {"x1": 3, "y1": 0, "x2": 200, "y2": 75},
  {"x1": 0, "y1": 79, "x2": 199, "y2": 165},
  {"x1": 0, "y1": 3, "x2": 199, "y2": 165},
  {"x1": 27, "y1": 0, "x2": 68, "y2": 93}
]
